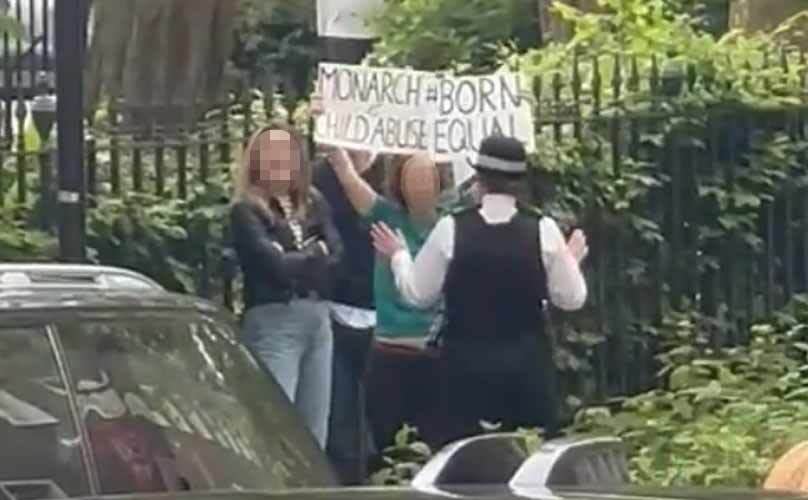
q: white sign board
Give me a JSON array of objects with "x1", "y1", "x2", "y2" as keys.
[
  {"x1": 314, "y1": 64, "x2": 536, "y2": 185},
  {"x1": 316, "y1": 0, "x2": 384, "y2": 39}
]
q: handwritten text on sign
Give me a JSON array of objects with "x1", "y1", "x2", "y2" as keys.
[{"x1": 314, "y1": 64, "x2": 535, "y2": 184}]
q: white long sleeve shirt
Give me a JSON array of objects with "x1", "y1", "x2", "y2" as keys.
[{"x1": 390, "y1": 194, "x2": 588, "y2": 311}]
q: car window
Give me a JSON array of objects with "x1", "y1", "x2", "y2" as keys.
[
  {"x1": 0, "y1": 326, "x2": 90, "y2": 498},
  {"x1": 56, "y1": 313, "x2": 335, "y2": 495}
]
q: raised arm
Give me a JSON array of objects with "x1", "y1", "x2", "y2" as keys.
[{"x1": 327, "y1": 147, "x2": 378, "y2": 216}]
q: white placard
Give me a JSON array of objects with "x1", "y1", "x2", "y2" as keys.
[
  {"x1": 314, "y1": 63, "x2": 536, "y2": 186},
  {"x1": 316, "y1": 0, "x2": 384, "y2": 39}
]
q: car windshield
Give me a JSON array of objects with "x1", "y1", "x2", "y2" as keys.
[{"x1": 0, "y1": 312, "x2": 335, "y2": 498}]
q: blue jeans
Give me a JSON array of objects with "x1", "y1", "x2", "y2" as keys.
[{"x1": 242, "y1": 299, "x2": 333, "y2": 448}]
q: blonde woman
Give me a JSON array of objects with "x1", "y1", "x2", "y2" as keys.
[{"x1": 230, "y1": 124, "x2": 343, "y2": 448}]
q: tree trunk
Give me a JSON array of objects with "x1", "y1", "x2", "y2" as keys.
[
  {"x1": 729, "y1": 0, "x2": 808, "y2": 32},
  {"x1": 730, "y1": 0, "x2": 808, "y2": 49},
  {"x1": 538, "y1": 0, "x2": 551, "y2": 44},
  {"x1": 84, "y1": 0, "x2": 135, "y2": 118},
  {"x1": 544, "y1": 0, "x2": 599, "y2": 43},
  {"x1": 85, "y1": 0, "x2": 239, "y2": 132}
]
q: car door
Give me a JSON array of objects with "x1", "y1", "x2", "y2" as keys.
[
  {"x1": 54, "y1": 310, "x2": 336, "y2": 495},
  {"x1": 0, "y1": 322, "x2": 92, "y2": 499}
]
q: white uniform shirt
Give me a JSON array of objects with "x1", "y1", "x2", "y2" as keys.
[{"x1": 390, "y1": 194, "x2": 588, "y2": 311}]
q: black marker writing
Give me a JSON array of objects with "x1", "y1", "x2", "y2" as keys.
[
  {"x1": 433, "y1": 115, "x2": 517, "y2": 154},
  {"x1": 319, "y1": 65, "x2": 425, "y2": 107}
]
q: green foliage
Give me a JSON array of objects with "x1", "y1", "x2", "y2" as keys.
[
  {"x1": 368, "y1": 0, "x2": 539, "y2": 72},
  {"x1": 366, "y1": 298, "x2": 808, "y2": 488},
  {"x1": 368, "y1": 0, "x2": 729, "y2": 72},
  {"x1": 0, "y1": 208, "x2": 55, "y2": 261},
  {"x1": 232, "y1": 0, "x2": 318, "y2": 98},
  {"x1": 86, "y1": 177, "x2": 231, "y2": 297},
  {"x1": 369, "y1": 424, "x2": 543, "y2": 486},
  {"x1": 364, "y1": 0, "x2": 808, "y2": 448},
  {"x1": 0, "y1": 14, "x2": 24, "y2": 40},
  {"x1": 510, "y1": 0, "x2": 802, "y2": 104},
  {"x1": 570, "y1": 297, "x2": 808, "y2": 487},
  {"x1": 498, "y1": 0, "x2": 808, "y2": 412},
  {"x1": 370, "y1": 425, "x2": 433, "y2": 486}
]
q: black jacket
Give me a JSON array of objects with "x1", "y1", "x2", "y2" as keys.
[
  {"x1": 312, "y1": 158, "x2": 375, "y2": 309},
  {"x1": 230, "y1": 189, "x2": 343, "y2": 310}
]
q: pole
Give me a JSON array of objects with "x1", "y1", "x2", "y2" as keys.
[
  {"x1": 55, "y1": 0, "x2": 86, "y2": 262},
  {"x1": 320, "y1": 37, "x2": 372, "y2": 64}
]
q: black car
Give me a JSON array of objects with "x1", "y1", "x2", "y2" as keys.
[
  {"x1": 0, "y1": 263, "x2": 336, "y2": 498},
  {"x1": 0, "y1": 263, "x2": 800, "y2": 500}
]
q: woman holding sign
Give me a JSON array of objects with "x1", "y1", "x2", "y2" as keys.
[{"x1": 327, "y1": 147, "x2": 445, "y2": 447}]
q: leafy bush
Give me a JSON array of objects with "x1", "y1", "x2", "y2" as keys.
[
  {"x1": 370, "y1": 425, "x2": 434, "y2": 486},
  {"x1": 0, "y1": 208, "x2": 56, "y2": 261},
  {"x1": 369, "y1": 424, "x2": 544, "y2": 486},
  {"x1": 510, "y1": 0, "x2": 797, "y2": 101},
  {"x1": 570, "y1": 297, "x2": 808, "y2": 487},
  {"x1": 232, "y1": 0, "x2": 318, "y2": 98},
  {"x1": 368, "y1": 0, "x2": 539, "y2": 72},
  {"x1": 86, "y1": 179, "x2": 231, "y2": 298},
  {"x1": 372, "y1": 298, "x2": 808, "y2": 488},
  {"x1": 498, "y1": 0, "x2": 808, "y2": 412}
]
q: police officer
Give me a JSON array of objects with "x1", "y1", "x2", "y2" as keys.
[{"x1": 370, "y1": 135, "x2": 588, "y2": 443}]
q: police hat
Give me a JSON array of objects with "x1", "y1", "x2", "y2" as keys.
[{"x1": 471, "y1": 135, "x2": 528, "y2": 176}]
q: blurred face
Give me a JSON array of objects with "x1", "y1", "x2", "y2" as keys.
[
  {"x1": 401, "y1": 155, "x2": 439, "y2": 217},
  {"x1": 253, "y1": 129, "x2": 300, "y2": 195}
]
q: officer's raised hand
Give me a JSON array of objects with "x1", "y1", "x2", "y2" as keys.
[
  {"x1": 567, "y1": 229, "x2": 589, "y2": 263},
  {"x1": 370, "y1": 222, "x2": 405, "y2": 258}
]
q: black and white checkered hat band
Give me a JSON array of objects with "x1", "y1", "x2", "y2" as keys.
[{"x1": 474, "y1": 153, "x2": 526, "y2": 173}]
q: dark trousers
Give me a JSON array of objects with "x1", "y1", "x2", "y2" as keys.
[
  {"x1": 326, "y1": 321, "x2": 375, "y2": 485},
  {"x1": 440, "y1": 333, "x2": 560, "y2": 445},
  {"x1": 366, "y1": 340, "x2": 444, "y2": 450}
]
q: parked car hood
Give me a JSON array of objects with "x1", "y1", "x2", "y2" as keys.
[{"x1": 62, "y1": 485, "x2": 808, "y2": 500}]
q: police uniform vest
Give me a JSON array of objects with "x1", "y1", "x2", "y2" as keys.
[{"x1": 444, "y1": 203, "x2": 549, "y2": 342}]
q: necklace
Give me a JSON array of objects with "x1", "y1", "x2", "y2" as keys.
[{"x1": 276, "y1": 195, "x2": 304, "y2": 249}]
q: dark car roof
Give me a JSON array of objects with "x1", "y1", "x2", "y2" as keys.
[
  {"x1": 0, "y1": 288, "x2": 223, "y2": 315},
  {"x1": 0, "y1": 264, "x2": 223, "y2": 317}
]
